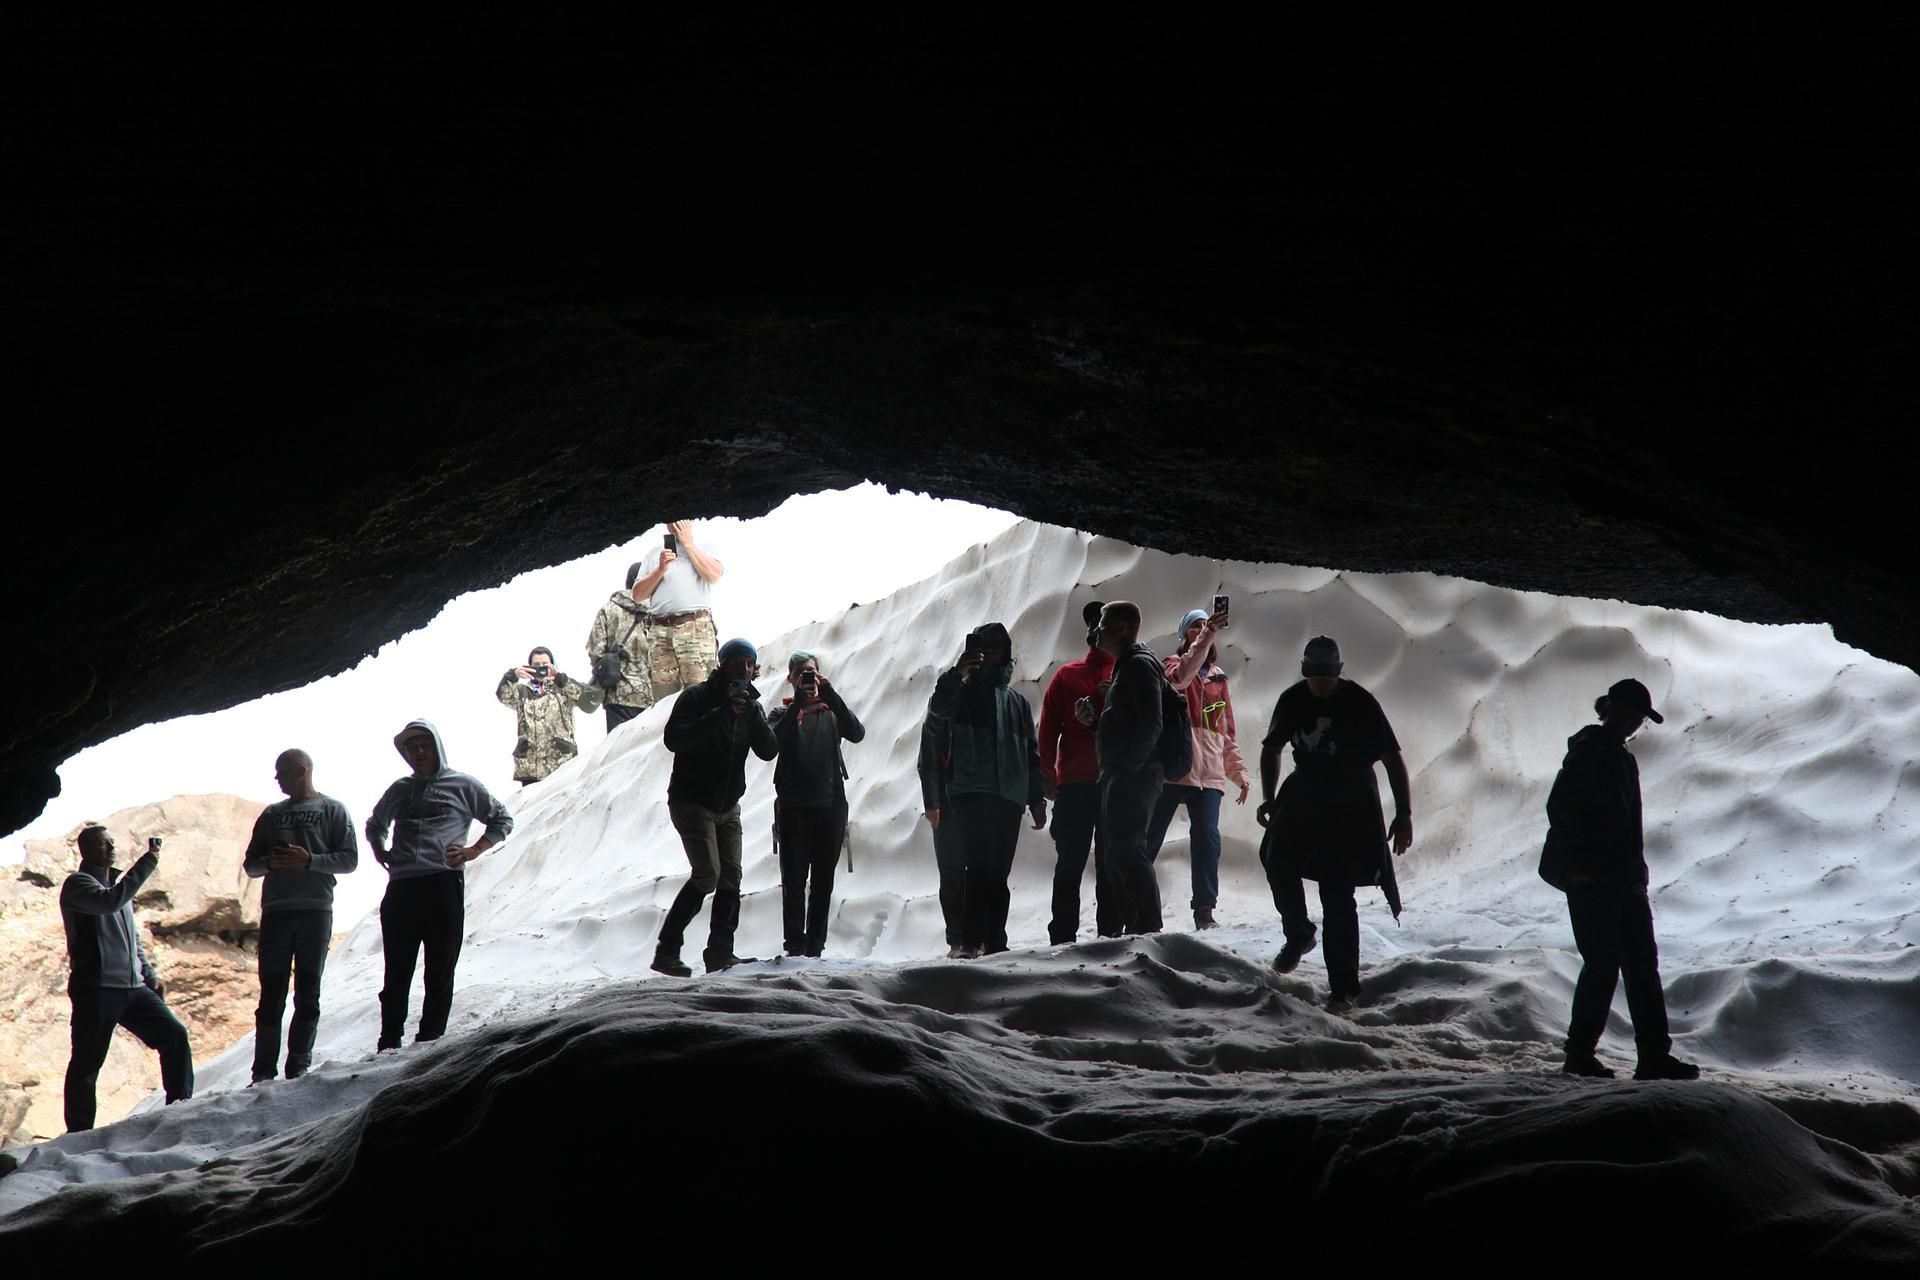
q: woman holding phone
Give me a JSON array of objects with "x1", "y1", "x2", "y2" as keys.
[{"x1": 1146, "y1": 603, "x2": 1249, "y2": 929}]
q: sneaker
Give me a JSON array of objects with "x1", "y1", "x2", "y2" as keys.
[
  {"x1": 946, "y1": 944, "x2": 964, "y2": 959},
  {"x1": 1324, "y1": 994, "x2": 1355, "y2": 1015},
  {"x1": 1194, "y1": 909, "x2": 1218, "y2": 930},
  {"x1": 650, "y1": 951, "x2": 693, "y2": 978},
  {"x1": 1271, "y1": 925, "x2": 1317, "y2": 974},
  {"x1": 704, "y1": 953, "x2": 760, "y2": 973},
  {"x1": 1562, "y1": 1054, "x2": 1615, "y2": 1079},
  {"x1": 249, "y1": 1075, "x2": 275, "y2": 1087},
  {"x1": 1633, "y1": 1054, "x2": 1700, "y2": 1082}
]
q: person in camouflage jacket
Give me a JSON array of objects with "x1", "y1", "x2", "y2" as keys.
[
  {"x1": 497, "y1": 646, "x2": 604, "y2": 783},
  {"x1": 587, "y1": 564, "x2": 656, "y2": 729}
]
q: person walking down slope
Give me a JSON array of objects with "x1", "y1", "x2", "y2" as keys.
[
  {"x1": 1146, "y1": 607, "x2": 1250, "y2": 930},
  {"x1": 928, "y1": 622, "x2": 1047, "y2": 958},
  {"x1": 1037, "y1": 600, "x2": 1119, "y2": 943},
  {"x1": 497, "y1": 645, "x2": 604, "y2": 783},
  {"x1": 1541, "y1": 678, "x2": 1699, "y2": 1082},
  {"x1": 768, "y1": 650, "x2": 865, "y2": 958},
  {"x1": 652, "y1": 638, "x2": 779, "y2": 976},
  {"x1": 365, "y1": 721, "x2": 514, "y2": 1050}
]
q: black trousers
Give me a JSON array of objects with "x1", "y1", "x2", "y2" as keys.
[
  {"x1": 779, "y1": 800, "x2": 846, "y2": 956},
  {"x1": 951, "y1": 793, "x2": 1022, "y2": 952},
  {"x1": 1270, "y1": 869, "x2": 1361, "y2": 997},
  {"x1": 254, "y1": 908, "x2": 332, "y2": 1080},
  {"x1": 661, "y1": 801, "x2": 745, "y2": 963},
  {"x1": 1048, "y1": 781, "x2": 1116, "y2": 943},
  {"x1": 65, "y1": 984, "x2": 193, "y2": 1133},
  {"x1": 1564, "y1": 885, "x2": 1672, "y2": 1059},
  {"x1": 1100, "y1": 763, "x2": 1164, "y2": 934},
  {"x1": 932, "y1": 808, "x2": 967, "y2": 946},
  {"x1": 605, "y1": 701, "x2": 644, "y2": 730},
  {"x1": 378, "y1": 871, "x2": 465, "y2": 1049}
]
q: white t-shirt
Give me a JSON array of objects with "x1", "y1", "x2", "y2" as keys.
[{"x1": 643, "y1": 529, "x2": 720, "y2": 616}]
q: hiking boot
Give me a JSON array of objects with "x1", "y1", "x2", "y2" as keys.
[
  {"x1": 1562, "y1": 1053, "x2": 1615, "y2": 1079},
  {"x1": 704, "y1": 953, "x2": 760, "y2": 973},
  {"x1": 946, "y1": 944, "x2": 964, "y2": 959},
  {"x1": 284, "y1": 1062, "x2": 309, "y2": 1080},
  {"x1": 650, "y1": 949, "x2": 693, "y2": 978},
  {"x1": 1271, "y1": 925, "x2": 1317, "y2": 974},
  {"x1": 1324, "y1": 993, "x2": 1355, "y2": 1015},
  {"x1": 1633, "y1": 1054, "x2": 1700, "y2": 1082},
  {"x1": 1194, "y1": 908, "x2": 1218, "y2": 930}
]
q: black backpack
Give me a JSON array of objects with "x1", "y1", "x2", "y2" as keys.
[{"x1": 1152, "y1": 659, "x2": 1194, "y2": 782}]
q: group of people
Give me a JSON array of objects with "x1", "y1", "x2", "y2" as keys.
[{"x1": 56, "y1": 548, "x2": 1697, "y2": 1135}]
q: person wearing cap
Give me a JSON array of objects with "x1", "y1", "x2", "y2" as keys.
[
  {"x1": 767, "y1": 650, "x2": 865, "y2": 958},
  {"x1": 587, "y1": 562, "x2": 655, "y2": 729},
  {"x1": 1147, "y1": 606, "x2": 1249, "y2": 930},
  {"x1": 928, "y1": 622, "x2": 1047, "y2": 958},
  {"x1": 652, "y1": 637, "x2": 779, "y2": 975},
  {"x1": 1540, "y1": 678, "x2": 1699, "y2": 1081},
  {"x1": 633, "y1": 519, "x2": 725, "y2": 699},
  {"x1": 1256, "y1": 635, "x2": 1413, "y2": 1011},
  {"x1": 1091, "y1": 600, "x2": 1168, "y2": 935},
  {"x1": 1036, "y1": 600, "x2": 1119, "y2": 943},
  {"x1": 365, "y1": 720, "x2": 515, "y2": 1050},
  {"x1": 497, "y1": 645, "x2": 604, "y2": 783}
]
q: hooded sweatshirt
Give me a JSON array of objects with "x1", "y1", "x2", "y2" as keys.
[
  {"x1": 365, "y1": 720, "x2": 515, "y2": 880},
  {"x1": 60, "y1": 852, "x2": 160, "y2": 990},
  {"x1": 927, "y1": 628, "x2": 1043, "y2": 808},
  {"x1": 1540, "y1": 723, "x2": 1646, "y2": 890},
  {"x1": 1037, "y1": 647, "x2": 1114, "y2": 789},
  {"x1": 1164, "y1": 625, "x2": 1247, "y2": 794},
  {"x1": 243, "y1": 793, "x2": 360, "y2": 912}
]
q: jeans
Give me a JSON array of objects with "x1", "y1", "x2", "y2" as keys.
[
  {"x1": 1100, "y1": 762, "x2": 1164, "y2": 934},
  {"x1": 660, "y1": 801, "x2": 745, "y2": 963},
  {"x1": 779, "y1": 800, "x2": 846, "y2": 956},
  {"x1": 254, "y1": 908, "x2": 332, "y2": 1079},
  {"x1": 1145, "y1": 784, "x2": 1225, "y2": 912},
  {"x1": 1048, "y1": 780, "x2": 1116, "y2": 943},
  {"x1": 1564, "y1": 885, "x2": 1672, "y2": 1059},
  {"x1": 65, "y1": 984, "x2": 193, "y2": 1132},
  {"x1": 379, "y1": 871, "x2": 465, "y2": 1049},
  {"x1": 951, "y1": 793, "x2": 1021, "y2": 952}
]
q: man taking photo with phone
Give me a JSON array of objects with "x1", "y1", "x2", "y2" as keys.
[{"x1": 632, "y1": 519, "x2": 726, "y2": 699}]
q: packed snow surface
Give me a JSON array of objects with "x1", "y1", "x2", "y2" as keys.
[{"x1": 5, "y1": 521, "x2": 1918, "y2": 1260}]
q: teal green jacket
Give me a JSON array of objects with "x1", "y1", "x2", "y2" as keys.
[{"x1": 927, "y1": 664, "x2": 1044, "y2": 807}]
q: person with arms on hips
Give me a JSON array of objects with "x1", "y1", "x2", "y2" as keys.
[
  {"x1": 497, "y1": 645, "x2": 604, "y2": 783},
  {"x1": 918, "y1": 707, "x2": 969, "y2": 957},
  {"x1": 588, "y1": 563, "x2": 655, "y2": 730},
  {"x1": 1541, "y1": 678, "x2": 1698, "y2": 1081},
  {"x1": 767, "y1": 650, "x2": 865, "y2": 958},
  {"x1": 652, "y1": 638, "x2": 779, "y2": 976},
  {"x1": 1037, "y1": 599, "x2": 1119, "y2": 944},
  {"x1": 927, "y1": 622, "x2": 1046, "y2": 958},
  {"x1": 1257, "y1": 636, "x2": 1412, "y2": 1013},
  {"x1": 632, "y1": 519, "x2": 724, "y2": 699},
  {"x1": 1146, "y1": 606, "x2": 1249, "y2": 930},
  {"x1": 1090, "y1": 601, "x2": 1168, "y2": 936},
  {"x1": 241, "y1": 748, "x2": 358, "y2": 1084},
  {"x1": 60, "y1": 825, "x2": 193, "y2": 1131},
  {"x1": 364, "y1": 721, "x2": 514, "y2": 1050}
]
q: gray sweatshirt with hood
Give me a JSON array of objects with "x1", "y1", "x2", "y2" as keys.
[{"x1": 365, "y1": 720, "x2": 515, "y2": 880}]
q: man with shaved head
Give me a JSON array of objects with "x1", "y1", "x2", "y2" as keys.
[{"x1": 241, "y1": 748, "x2": 360, "y2": 1083}]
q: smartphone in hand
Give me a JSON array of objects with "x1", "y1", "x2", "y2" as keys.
[{"x1": 1213, "y1": 594, "x2": 1230, "y2": 625}]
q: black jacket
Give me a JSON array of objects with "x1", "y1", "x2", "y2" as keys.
[
  {"x1": 768, "y1": 684, "x2": 865, "y2": 808},
  {"x1": 665, "y1": 670, "x2": 779, "y2": 810},
  {"x1": 1540, "y1": 724, "x2": 1647, "y2": 890}
]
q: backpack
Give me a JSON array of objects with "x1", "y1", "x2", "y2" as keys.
[
  {"x1": 592, "y1": 611, "x2": 645, "y2": 691},
  {"x1": 1152, "y1": 661, "x2": 1194, "y2": 782}
]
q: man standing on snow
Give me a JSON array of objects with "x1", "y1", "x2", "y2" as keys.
[
  {"x1": 587, "y1": 563, "x2": 655, "y2": 730},
  {"x1": 632, "y1": 519, "x2": 726, "y2": 699},
  {"x1": 242, "y1": 748, "x2": 358, "y2": 1083},
  {"x1": 497, "y1": 645, "x2": 603, "y2": 783},
  {"x1": 365, "y1": 721, "x2": 514, "y2": 1050},
  {"x1": 1037, "y1": 600, "x2": 1118, "y2": 943},
  {"x1": 767, "y1": 650, "x2": 865, "y2": 958},
  {"x1": 1090, "y1": 601, "x2": 1166, "y2": 935}
]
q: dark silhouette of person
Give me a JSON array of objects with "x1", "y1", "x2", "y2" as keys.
[
  {"x1": 1090, "y1": 601, "x2": 1166, "y2": 935},
  {"x1": 1037, "y1": 600, "x2": 1119, "y2": 943},
  {"x1": 59, "y1": 825, "x2": 194, "y2": 1131},
  {"x1": 918, "y1": 707, "x2": 969, "y2": 957},
  {"x1": 652, "y1": 638, "x2": 778, "y2": 975},
  {"x1": 768, "y1": 649, "x2": 865, "y2": 957},
  {"x1": 1257, "y1": 636, "x2": 1413, "y2": 1012},
  {"x1": 1541, "y1": 678, "x2": 1699, "y2": 1081},
  {"x1": 928, "y1": 622, "x2": 1046, "y2": 958}
]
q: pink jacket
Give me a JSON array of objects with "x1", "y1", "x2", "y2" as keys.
[{"x1": 1164, "y1": 625, "x2": 1248, "y2": 795}]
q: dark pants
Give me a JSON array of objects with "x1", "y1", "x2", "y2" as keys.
[
  {"x1": 605, "y1": 701, "x2": 644, "y2": 730},
  {"x1": 1146, "y1": 784, "x2": 1225, "y2": 912},
  {"x1": 65, "y1": 984, "x2": 193, "y2": 1133},
  {"x1": 951, "y1": 793, "x2": 1022, "y2": 952},
  {"x1": 932, "y1": 808, "x2": 967, "y2": 946},
  {"x1": 378, "y1": 871, "x2": 465, "y2": 1049},
  {"x1": 660, "y1": 801, "x2": 744, "y2": 964},
  {"x1": 254, "y1": 908, "x2": 332, "y2": 1080},
  {"x1": 1565, "y1": 885, "x2": 1672, "y2": 1059},
  {"x1": 1271, "y1": 870, "x2": 1360, "y2": 997},
  {"x1": 779, "y1": 800, "x2": 846, "y2": 956},
  {"x1": 1048, "y1": 780, "x2": 1116, "y2": 943},
  {"x1": 1100, "y1": 763, "x2": 1164, "y2": 934}
]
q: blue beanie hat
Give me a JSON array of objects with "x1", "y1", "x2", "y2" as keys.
[
  {"x1": 1179, "y1": 608, "x2": 1209, "y2": 634},
  {"x1": 718, "y1": 638, "x2": 758, "y2": 666}
]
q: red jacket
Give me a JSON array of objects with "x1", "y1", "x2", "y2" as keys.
[{"x1": 1038, "y1": 648, "x2": 1114, "y2": 788}]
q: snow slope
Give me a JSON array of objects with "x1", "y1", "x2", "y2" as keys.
[{"x1": 4, "y1": 520, "x2": 1918, "y2": 1260}]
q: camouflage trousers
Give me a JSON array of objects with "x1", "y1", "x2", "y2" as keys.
[{"x1": 650, "y1": 612, "x2": 719, "y2": 698}]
